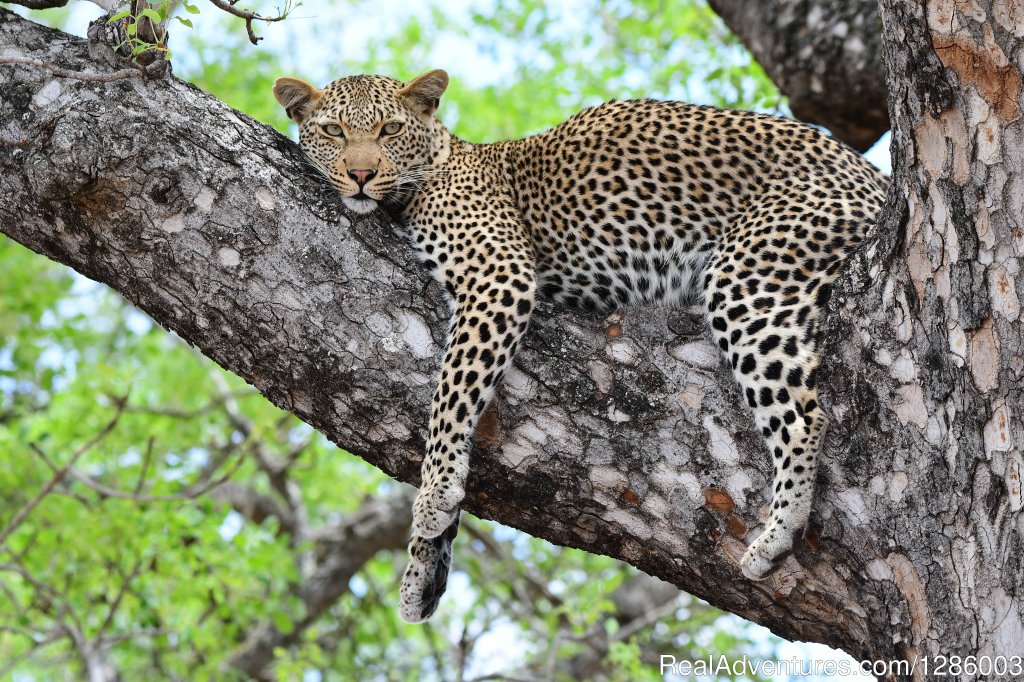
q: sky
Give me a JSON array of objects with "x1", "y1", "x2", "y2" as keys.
[{"x1": 11, "y1": 2, "x2": 888, "y2": 679}]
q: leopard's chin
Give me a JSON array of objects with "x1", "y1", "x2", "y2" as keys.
[{"x1": 341, "y1": 196, "x2": 380, "y2": 214}]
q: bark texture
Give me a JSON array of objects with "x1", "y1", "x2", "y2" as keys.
[
  {"x1": 815, "y1": 0, "x2": 1024, "y2": 672},
  {"x1": 708, "y1": 0, "x2": 889, "y2": 151},
  {"x1": 1, "y1": 4, "x2": 1022, "y2": 675}
]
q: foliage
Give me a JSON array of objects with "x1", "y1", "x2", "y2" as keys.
[{"x1": 1, "y1": 1, "x2": 783, "y2": 679}]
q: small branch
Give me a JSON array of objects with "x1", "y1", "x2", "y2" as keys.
[
  {"x1": 0, "y1": 54, "x2": 158, "y2": 83},
  {"x1": 133, "y1": 437, "x2": 155, "y2": 496},
  {"x1": 227, "y1": 488, "x2": 413, "y2": 677},
  {"x1": 96, "y1": 557, "x2": 144, "y2": 640},
  {"x1": 610, "y1": 598, "x2": 680, "y2": 643},
  {"x1": 208, "y1": 370, "x2": 253, "y2": 437},
  {"x1": 0, "y1": 401, "x2": 126, "y2": 548},
  {"x1": 0, "y1": 630, "x2": 65, "y2": 678},
  {"x1": 210, "y1": 482, "x2": 296, "y2": 534},
  {"x1": 0, "y1": 554, "x2": 88, "y2": 656},
  {"x1": 85, "y1": 0, "x2": 128, "y2": 11},
  {"x1": 463, "y1": 521, "x2": 563, "y2": 609},
  {"x1": 122, "y1": 390, "x2": 257, "y2": 420},
  {"x1": 64, "y1": 454, "x2": 246, "y2": 503},
  {"x1": 206, "y1": 0, "x2": 290, "y2": 44}
]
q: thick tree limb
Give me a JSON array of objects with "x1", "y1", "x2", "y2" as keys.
[
  {"x1": 708, "y1": 0, "x2": 888, "y2": 151},
  {"x1": 816, "y1": 0, "x2": 1024, "y2": 669},
  {"x1": 2, "y1": 7, "x2": 1022, "y2": 674}
]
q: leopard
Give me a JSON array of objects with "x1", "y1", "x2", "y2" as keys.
[{"x1": 273, "y1": 69, "x2": 888, "y2": 623}]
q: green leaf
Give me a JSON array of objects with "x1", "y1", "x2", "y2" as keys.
[
  {"x1": 271, "y1": 610, "x2": 294, "y2": 634},
  {"x1": 184, "y1": 2, "x2": 200, "y2": 14},
  {"x1": 107, "y1": 9, "x2": 130, "y2": 22},
  {"x1": 139, "y1": 8, "x2": 163, "y2": 24},
  {"x1": 175, "y1": 17, "x2": 193, "y2": 28}
]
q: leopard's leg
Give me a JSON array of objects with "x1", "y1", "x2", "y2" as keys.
[
  {"x1": 410, "y1": 262, "x2": 537, "y2": 538},
  {"x1": 704, "y1": 237, "x2": 834, "y2": 580},
  {"x1": 400, "y1": 241, "x2": 536, "y2": 622}
]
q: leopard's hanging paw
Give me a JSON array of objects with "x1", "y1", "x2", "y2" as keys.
[{"x1": 399, "y1": 513, "x2": 460, "y2": 623}]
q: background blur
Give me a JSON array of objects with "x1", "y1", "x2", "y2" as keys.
[{"x1": 1, "y1": 1, "x2": 887, "y2": 679}]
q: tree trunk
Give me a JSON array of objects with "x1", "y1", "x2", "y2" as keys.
[
  {"x1": 1, "y1": 3, "x2": 1021, "y2": 676},
  {"x1": 815, "y1": 0, "x2": 1024, "y2": 673},
  {"x1": 708, "y1": 0, "x2": 889, "y2": 151}
]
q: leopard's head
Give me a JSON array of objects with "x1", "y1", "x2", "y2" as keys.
[{"x1": 273, "y1": 70, "x2": 449, "y2": 214}]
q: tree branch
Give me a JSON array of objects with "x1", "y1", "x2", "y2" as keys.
[
  {"x1": 210, "y1": 482, "x2": 296, "y2": 534},
  {"x1": 0, "y1": 400, "x2": 125, "y2": 547},
  {"x1": 206, "y1": 0, "x2": 290, "y2": 45},
  {"x1": 0, "y1": 53, "x2": 159, "y2": 83},
  {"x1": 707, "y1": 0, "x2": 888, "y2": 151}
]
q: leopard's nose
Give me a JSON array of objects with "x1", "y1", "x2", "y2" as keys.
[{"x1": 348, "y1": 168, "x2": 376, "y2": 186}]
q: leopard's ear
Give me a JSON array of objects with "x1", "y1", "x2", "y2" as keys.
[
  {"x1": 398, "y1": 70, "x2": 449, "y2": 118},
  {"x1": 273, "y1": 77, "x2": 322, "y2": 124}
]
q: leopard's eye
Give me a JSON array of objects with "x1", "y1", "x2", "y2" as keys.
[
  {"x1": 381, "y1": 121, "x2": 404, "y2": 136},
  {"x1": 322, "y1": 124, "x2": 344, "y2": 138}
]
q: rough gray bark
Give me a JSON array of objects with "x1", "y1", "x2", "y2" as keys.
[
  {"x1": 708, "y1": 0, "x2": 888, "y2": 151},
  {"x1": 2, "y1": 4, "x2": 1022, "y2": 677},
  {"x1": 815, "y1": 0, "x2": 1024, "y2": 672}
]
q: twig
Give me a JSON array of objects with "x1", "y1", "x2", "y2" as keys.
[
  {"x1": 65, "y1": 454, "x2": 246, "y2": 503},
  {"x1": 208, "y1": 369, "x2": 312, "y2": 539},
  {"x1": 0, "y1": 630, "x2": 65, "y2": 678},
  {"x1": 122, "y1": 390, "x2": 258, "y2": 420},
  {"x1": 453, "y1": 621, "x2": 471, "y2": 682},
  {"x1": 210, "y1": 482, "x2": 295, "y2": 534},
  {"x1": 0, "y1": 554, "x2": 86, "y2": 640},
  {"x1": 0, "y1": 54, "x2": 158, "y2": 83},
  {"x1": 96, "y1": 557, "x2": 144, "y2": 639},
  {"x1": 610, "y1": 598, "x2": 681, "y2": 643},
  {"x1": 99, "y1": 627, "x2": 170, "y2": 644},
  {"x1": 206, "y1": 0, "x2": 290, "y2": 44},
  {"x1": 133, "y1": 437, "x2": 155, "y2": 495},
  {"x1": 0, "y1": 401, "x2": 126, "y2": 548},
  {"x1": 464, "y1": 521, "x2": 563, "y2": 608},
  {"x1": 545, "y1": 630, "x2": 561, "y2": 682},
  {"x1": 208, "y1": 370, "x2": 253, "y2": 436}
]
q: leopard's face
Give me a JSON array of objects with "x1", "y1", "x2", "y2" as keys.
[{"x1": 274, "y1": 71, "x2": 449, "y2": 214}]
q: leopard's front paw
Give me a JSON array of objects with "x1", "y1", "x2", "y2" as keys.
[
  {"x1": 740, "y1": 525, "x2": 794, "y2": 581},
  {"x1": 412, "y1": 483, "x2": 464, "y2": 539}
]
